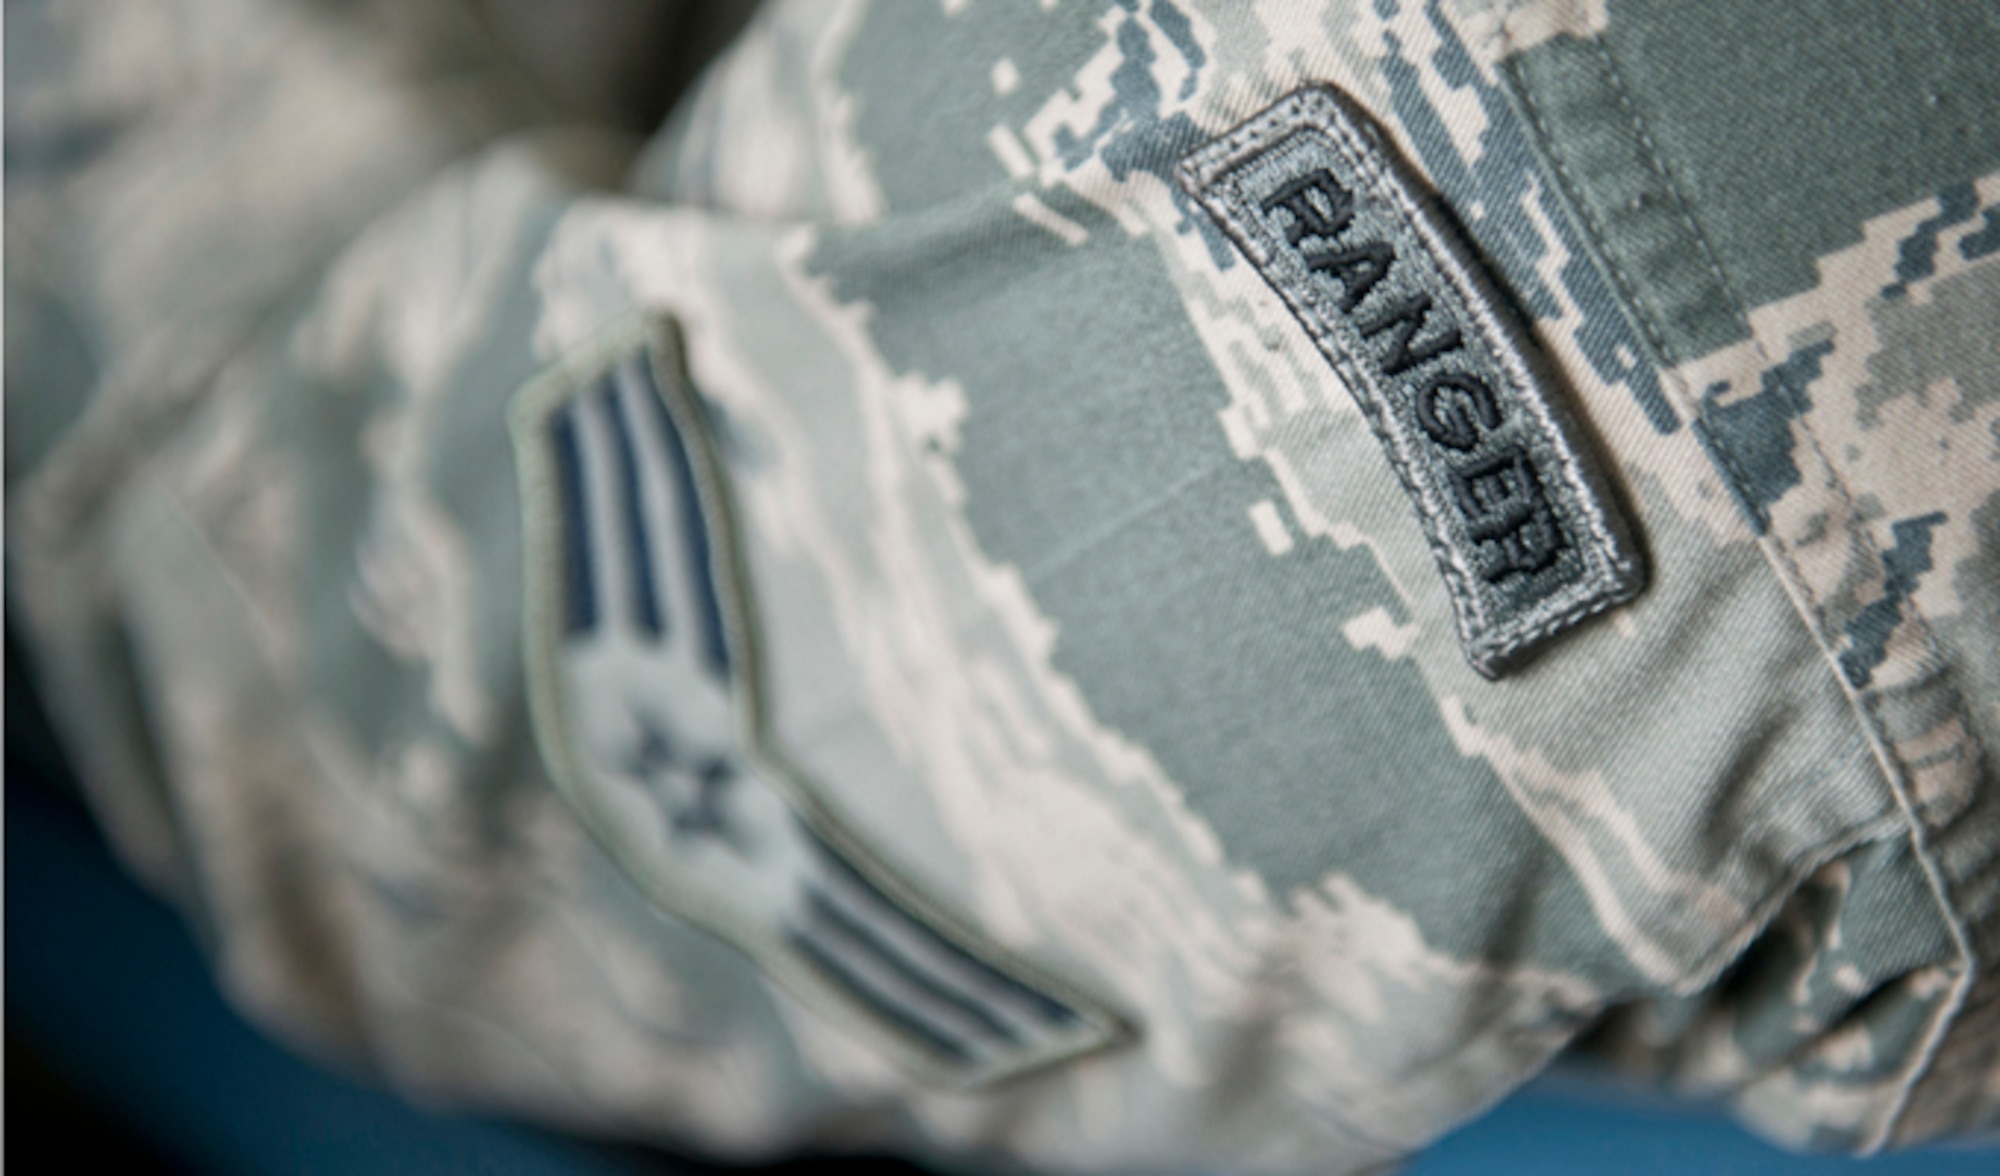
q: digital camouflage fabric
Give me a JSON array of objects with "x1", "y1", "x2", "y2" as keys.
[{"x1": 8, "y1": 0, "x2": 1999, "y2": 1170}]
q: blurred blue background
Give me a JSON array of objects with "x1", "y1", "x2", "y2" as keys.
[{"x1": 10, "y1": 641, "x2": 1997, "y2": 1174}]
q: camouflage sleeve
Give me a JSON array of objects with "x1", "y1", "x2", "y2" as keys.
[{"x1": 8, "y1": 0, "x2": 1999, "y2": 1171}]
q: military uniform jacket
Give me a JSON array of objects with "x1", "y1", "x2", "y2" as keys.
[{"x1": 9, "y1": 0, "x2": 2000, "y2": 1169}]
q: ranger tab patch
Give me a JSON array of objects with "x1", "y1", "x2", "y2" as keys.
[
  {"x1": 511, "y1": 318, "x2": 1126, "y2": 1086},
  {"x1": 1178, "y1": 87, "x2": 1644, "y2": 677}
]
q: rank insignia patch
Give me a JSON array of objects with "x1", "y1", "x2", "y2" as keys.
[
  {"x1": 1178, "y1": 87, "x2": 1645, "y2": 676},
  {"x1": 511, "y1": 318, "x2": 1127, "y2": 1085}
]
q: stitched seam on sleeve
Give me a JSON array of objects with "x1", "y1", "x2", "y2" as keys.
[{"x1": 1495, "y1": 0, "x2": 1986, "y2": 1148}]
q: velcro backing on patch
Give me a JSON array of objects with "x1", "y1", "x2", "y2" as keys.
[
  {"x1": 1178, "y1": 87, "x2": 1644, "y2": 677},
  {"x1": 511, "y1": 318, "x2": 1128, "y2": 1086}
]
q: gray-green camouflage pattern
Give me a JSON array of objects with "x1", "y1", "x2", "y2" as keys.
[{"x1": 8, "y1": 0, "x2": 1998, "y2": 1169}]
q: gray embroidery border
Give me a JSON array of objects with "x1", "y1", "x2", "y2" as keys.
[
  {"x1": 510, "y1": 313, "x2": 1131, "y2": 1088},
  {"x1": 1177, "y1": 86, "x2": 1645, "y2": 676}
]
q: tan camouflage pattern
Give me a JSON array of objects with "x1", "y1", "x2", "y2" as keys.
[{"x1": 8, "y1": 0, "x2": 1998, "y2": 1169}]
